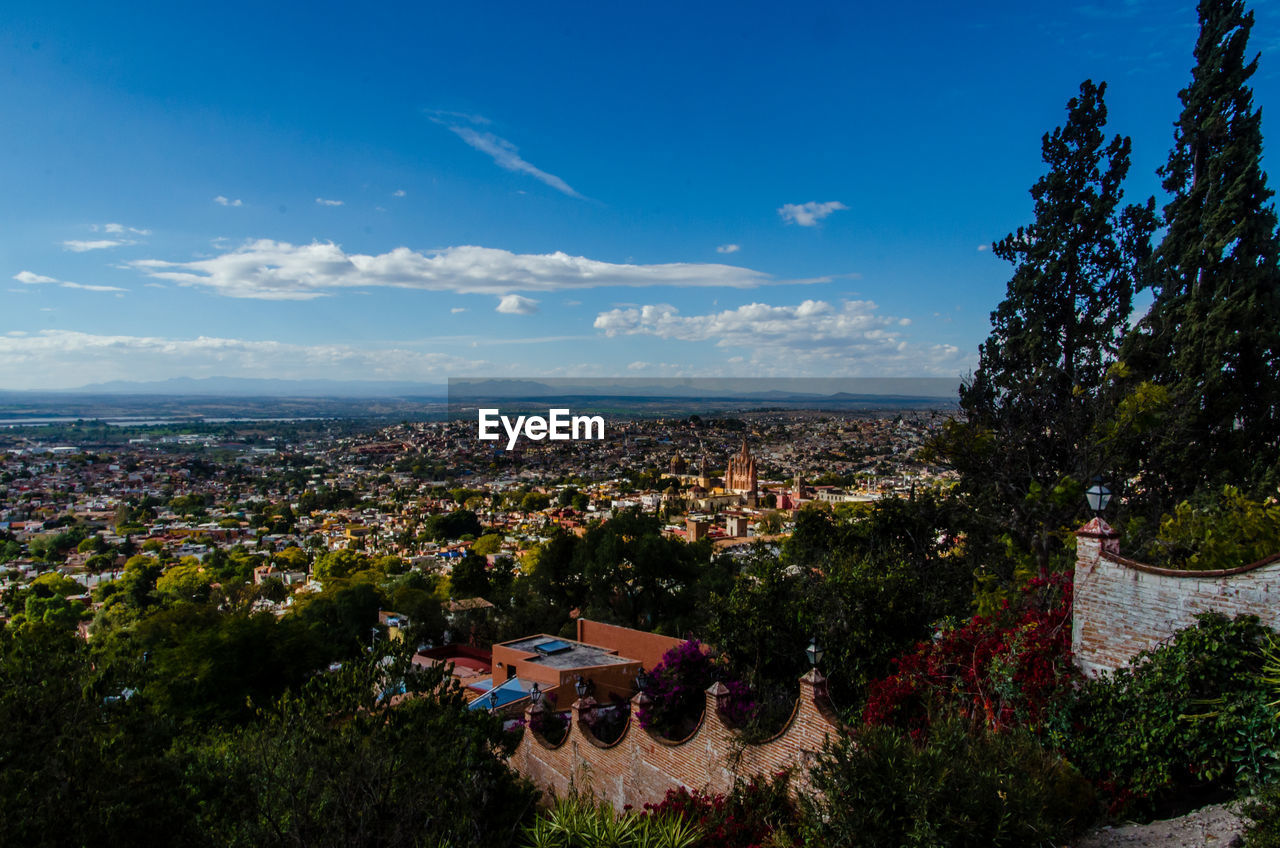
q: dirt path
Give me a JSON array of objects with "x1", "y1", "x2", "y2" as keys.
[{"x1": 1072, "y1": 802, "x2": 1247, "y2": 847}]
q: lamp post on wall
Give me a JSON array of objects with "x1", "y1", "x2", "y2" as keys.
[
  {"x1": 529, "y1": 682, "x2": 543, "y2": 707},
  {"x1": 488, "y1": 690, "x2": 499, "y2": 713},
  {"x1": 806, "y1": 638, "x2": 824, "y2": 671},
  {"x1": 634, "y1": 668, "x2": 652, "y2": 693},
  {"x1": 574, "y1": 675, "x2": 592, "y2": 699},
  {"x1": 1085, "y1": 477, "x2": 1112, "y2": 518}
]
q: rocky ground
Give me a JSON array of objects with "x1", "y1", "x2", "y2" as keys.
[{"x1": 1073, "y1": 802, "x2": 1248, "y2": 847}]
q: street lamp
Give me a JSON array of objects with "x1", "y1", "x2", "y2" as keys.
[
  {"x1": 574, "y1": 675, "x2": 591, "y2": 698},
  {"x1": 806, "y1": 638, "x2": 824, "y2": 670},
  {"x1": 635, "y1": 668, "x2": 652, "y2": 692},
  {"x1": 1085, "y1": 478, "x2": 1112, "y2": 517},
  {"x1": 488, "y1": 690, "x2": 499, "y2": 712},
  {"x1": 529, "y1": 682, "x2": 543, "y2": 706}
]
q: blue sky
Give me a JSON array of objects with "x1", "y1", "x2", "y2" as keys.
[{"x1": 3, "y1": 0, "x2": 1278, "y2": 390}]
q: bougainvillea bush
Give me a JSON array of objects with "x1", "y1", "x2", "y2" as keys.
[
  {"x1": 862, "y1": 573, "x2": 1078, "y2": 738},
  {"x1": 635, "y1": 640, "x2": 753, "y2": 739},
  {"x1": 639, "y1": 772, "x2": 798, "y2": 848}
]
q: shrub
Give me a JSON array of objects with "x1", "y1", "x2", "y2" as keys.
[
  {"x1": 641, "y1": 772, "x2": 798, "y2": 848},
  {"x1": 862, "y1": 573, "x2": 1077, "y2": 738},
  {"x1": 802, "y1": 718, "x2": 1095, "y2": 848},
  {"x1": 637, "y1": 640, "x2": 753, "y2": 739},
  {"x1": 1140, "y1": 486, "x2": 1280, "y2": 570},
  {"x1": 522, "y1": 792, "x2": 700, "y2": 848},
  {"x1": 1067, "y1": 612, "x2": 1280, "y2": 818}
]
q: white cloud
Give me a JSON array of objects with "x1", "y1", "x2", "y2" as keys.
[
  {"x1": 977, "y1": 244, "x2": 988, "y2": 252},
  {"x1": 16, "y1": 271, "x2": 60, "y2": 285},
  {"x1": 315, "y1": 197, "x2": 344, "y2": 207},
  {"x1": 594, "y1": 298, "x2": 968, "y2": 376},
  {"x1": 433, "y1": 112, "x2": 583, "y2": 199},
  {"x1": 96, "y1": 223, "x2": 151, "y2": 236},
  {"x1": 778, "y1": 201, "x2": 848, "y2": 227},
  {"x1": 393, "y1": 189, "x2": 406, "y2": 197},
  {"x1": 496, "y1": 294, "x2": 539, "y2": 315},
  {"x1": 14, "y1": 270, "x2": 126, "y2": 293},
  {"x1": 65, "y1": 222, "x2": 149, "y2": 250},
  {"x1": 129, "y1": 239, "x2": 801, "y2": 300},
  {"x1": 0, "y1": 330, "x2": 486, "y2": 390},
  {"x1": 62, "y1": 239, "x2": 128, "y2": 252},
  {"x1": 716, "y1": 244, "x2": 741, "y2": 254},
  {"x1": 214, "y1": 196, "x2": 243, "y2": 207},
  {"x1": 450, "y1": 307, "x2": 468, "y2": 314}
]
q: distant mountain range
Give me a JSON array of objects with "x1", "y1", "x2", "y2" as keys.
[{"x1": 448, "y1": 377, "x2": 960, "y2": 402}]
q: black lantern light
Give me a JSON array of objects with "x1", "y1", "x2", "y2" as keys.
[
  {"x1": 635, "y1": 668, "x2": 652, "y2": 692},
  {"x1": 529, "y1": 682, "x2": 543, "y2": 706},
  {"x1": 574, "y1": 675, "x2": 589, "y2": 698},
  {"x1": 1085, "y1": 477, "x2": 1112, "y2": 517},
  {"x1": 806, "y1": 638, "x2": 824, "y2": 670},
  {"x1": 488, "y1": 690, "x2": 499, "y2": 712}
]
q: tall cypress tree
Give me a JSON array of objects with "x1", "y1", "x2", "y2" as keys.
[
  {"x1": 937, "y1": 80, "x2": 1154, "y2": 575},
  {"x1": 1120, "y1": 0, "x2": 1280, "y2": 504}
]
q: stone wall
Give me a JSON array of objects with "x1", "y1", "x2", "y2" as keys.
[
  {"x1": 508, "y1": 670, "x2": 841, "y2": 810},
  {"x1": 1072, "y1": 518, "x2": 1280, "y2": 675}
]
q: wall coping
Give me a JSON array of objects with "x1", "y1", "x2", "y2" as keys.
[{"x1": 1098, "y1": 549, "x2": 1280, "y2": 578}]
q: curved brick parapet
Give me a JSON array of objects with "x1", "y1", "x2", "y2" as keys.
[
  {"x1": 1073, "y1": 519, "x2": 1280, "y2": 675},
  {"x1": 509, "y1": 669, "x2": 841, "y2": 811}
]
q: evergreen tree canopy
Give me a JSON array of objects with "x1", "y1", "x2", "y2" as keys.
[
  {"x1": 1121, "y1": 0, "x2": 1280, "y2": 503},
  {"x1": 937, "y1": 80, "x2": 1154, "y2": 573}
]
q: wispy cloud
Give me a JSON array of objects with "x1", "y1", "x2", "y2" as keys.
[
  {"x1": 129, "y1": 239, "x2": 813, "y2": 300},
  {"x1": 778, "y1": 201, "x2": 848, "y2": 227},
  {"x1": 450, "y1": 307, "x2": 468, "y2": 314},
  {"x1": 716, "y1": 244, "x2": 741, "y2": 254},
  {"x1": 214, "y1": 195, "x2": 243, "y2": 207},
  {"x1": 392, "y1": 189, "x2": 406, "y2": 198},
  {"x1": 63, "y1": 222, "x2": 150, "y2": 251},
  {"x1": 430, "y1": 111, "x2": 583, "y2": 199},
  {"x1": 0, "y1": 330, "x2": 485, "y2": 390},
  {"x1": 14, "y1": 270, "x2": 127, "y2": 293},
  {"x1": 496, "y1": 294, "x2": 540, "y2": 315},
  {"x1": 63, "y1": 239, "x2": 129, "y2": 252},
  {"x1": 315, "y1": 197, "x2": 344, "y2": 207},
  {"x1": 96, "y1": 223, "x2": 150, "y2": 236}
]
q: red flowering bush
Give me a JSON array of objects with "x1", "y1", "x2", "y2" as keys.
[
  {"x1": 640, "y1": 771, "x2": 796, "y2": 848},
  {"x1": 862, "y1": 573, "x2": 1078, "y2": 736}
]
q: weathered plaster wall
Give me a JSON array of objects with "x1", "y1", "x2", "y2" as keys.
[{"x1": 1073, "y1": 518, "x2": 1280, "y2": 675}]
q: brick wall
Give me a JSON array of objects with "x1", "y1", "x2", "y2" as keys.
[
  {"x1": 508, "y1": 670, "x2": 841, "y2": 810},
  {"x1": 1073, "y1": 518, "x2": 1280, "y2": 675}
]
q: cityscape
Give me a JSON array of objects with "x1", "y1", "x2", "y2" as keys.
[{"x1": 5, "y1": 1, "x2": 1280, "y2": 847}]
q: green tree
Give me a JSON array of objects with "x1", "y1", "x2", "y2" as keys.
[
  {"x1": 186, "y1": 646, "x2": 536, "y2": 848},
  {"x1": 471, "y1": 533, "x2": 503, "y2": 556},
  {"x1": 1118, "y1": 0, "x2": 1280, "y2": 508},
  {"x1": 520, "y1": 492, "x2": 551, "y2": 513},
  {"x1": 936, "y1": 80, "x2": 1155, "y2": 575},
  {"x1": 312, "y1": 549, "x2": 373, "y2": 583}
]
